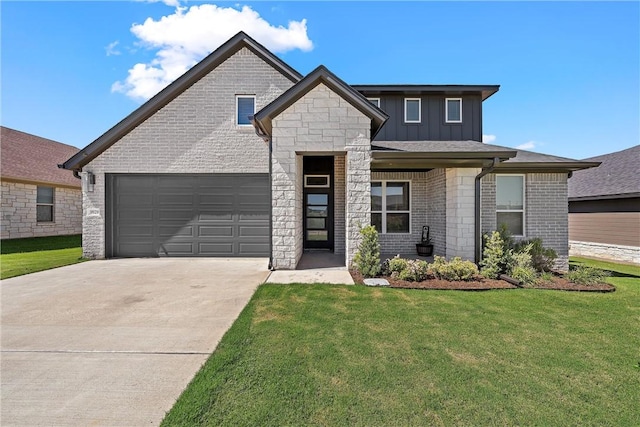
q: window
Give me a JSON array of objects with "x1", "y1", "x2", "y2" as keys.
[
  {"x1": 446, "y1": 98, "x2": 462, "y2": 123},
  {"x1": 404, "y1": 98, "x2": 421, "y2": 123},
  {"x1": 496, "y1": 175, "x2": 525, "y2": 236},
  {"x1": 37, "y1": 186, "x2": 54, "y2": 223},
  {"x1": 236, "y1": 95, "x2": 255, "y2": 125},
  {"x1": 371, "y1": 181, "x2": 410, "y2": 233},
  {"x1": 304, "y1": 175, "x2": 330, "y2": 188},
  {"x1": 367, "y1": 98, "x2": 380, "y2": 108}
]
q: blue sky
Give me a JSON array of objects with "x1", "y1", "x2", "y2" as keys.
[{"x1": 2, "y1": 1, "x2": 638, "y2": 159}]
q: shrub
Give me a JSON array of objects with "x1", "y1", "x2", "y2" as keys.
[
  {"x1": 480, "y1": 231, "x2": 505, "y2": 279},
  {"x1": 353, "y1": 225, "x2": 381, "y2": 278},
  {"x1": 430, "y1": 256, "x2": 479, "y2": 281},
  {"x1": 514, "y1": 238, "x2": 557, "y2": 272},
  {"x1": 506, "y1": 243, "x2": 537, "y2": 285},
  {"x1": 398, "y1": 260, "x2": 430, "y2": 282},
  {"x1": 386, "y1": 256, "x2": 429, "y2": 282},
  {"x1": 566, "y1": 266, "x2": 611, "y2": 285},
  {"x1": 537, "y1": 271, "x2": 555, "y2": 284}
]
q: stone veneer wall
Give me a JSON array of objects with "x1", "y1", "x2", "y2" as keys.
[
  {"x1": 481, "y1": 172, "x2": 570, "y2": 271},
  {"x1": 81, "y1": 47, "x2": 294, "y2": 258},
  {"x1": 271, "y1": 83, "x2": 370, "y2": 269},
  {"x1": 569, "y1": 241, "x2": 640, "y2": 265},
  {"x1": 1, "y1": 180, "x2": 82, "y2": 239},
  {"x1": 334, "y1": 156, "x2": 346, "y2": 256},
  {"x1": 445, "y1": 168, "x2": 480, "y2": 261}
]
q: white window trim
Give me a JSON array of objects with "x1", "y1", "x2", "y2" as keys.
[
  {"x1": 235, "y1": 95, "x2": 256, "y2": 126},
  {"x1": 404, "y1": 98, "x2": 421, "y2": 123},
  {"x1": 496, "y1": 174, "x2": 526, "y2": 237},
  {"x1": 445, "y1": 98, "x2": 462, "y2": 123},
  {"x1": 367, "y1": 98, "x2": 381, "y2": 108},
  {"x1": 36, "y1": 186, "x2": 55, "y2": 223},
  {"x1": 304, "y1": 174, "x2": 330, "y2": 188},
  {"x1": 371, "y1": 180, "x2": 411, "y2": 234}
]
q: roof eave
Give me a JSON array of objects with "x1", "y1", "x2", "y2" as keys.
[
  {"x1": 569, "y1": 192, "x2": 640, "y2": 202},
  {"x1": 495, "y1": 161, "x2": 601, "y2": 172},
  {"x1": 61, "y1": 32, "x2": 302, "y2": 171}
]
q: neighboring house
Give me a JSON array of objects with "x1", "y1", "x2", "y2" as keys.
[
  {"x1": 1, "y1": 126, "x2": 82, "y2": 239},
  {"x1": 568, "y1": 145, "x2": 640, "y2": 264},
  {"x1": 61, "y1": 32, "x2": 598, "y2": 271}
]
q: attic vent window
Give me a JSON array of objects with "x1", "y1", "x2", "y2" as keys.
[{"x1": 236, "y1": 95, "x2": 255, "y2": 126}]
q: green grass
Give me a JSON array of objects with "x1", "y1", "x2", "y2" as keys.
[
  {"x1": 163, "y1": 258, "x2": 640, "y2": 426},
  {"x1": 1, "y1": 235, "x2": 85, "y2": 279}
]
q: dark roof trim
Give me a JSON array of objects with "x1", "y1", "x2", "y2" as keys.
[
  {"x1": 61, "y1": 31, "x2": 302, "y2": 171},
  {"x1": 569, "y1": 192, "x2": 640, "y2": 202},
  {"x1": 494, "y1": 161, "x2": 601, "y2": 172},
  {"x1": 254, "y1": 65, "x2": 389, "y2": 139},
  {"x1": 371, "y1": 150, "x2": 516, "y2": 160},
  {"x1": 352, "y1": 84, "x2": 500, "y2": 101}
]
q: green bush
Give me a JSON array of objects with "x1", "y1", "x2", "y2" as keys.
[
  {"x1": 507, "y1": 244, "x2": 537, "y2": 285},
  {"x1": 353, "y1": 225, "x2": 381, "y2": 278},
  {"x1": 514, "y1": 238, "x2": 557, "y2": 272},
  {"x1": 480, "y1": 231, "x2": 505, "y2": 279},
  {"x1": 385, "y1": 256, "x2": 429, "y2": 282},
  {"x1": 566, "y1": 266, "x2": 611, "y2": 285},
  {"x1": 430, "y1": 256, "x2": 479, "y2": 281}
]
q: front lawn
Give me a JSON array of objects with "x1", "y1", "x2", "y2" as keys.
[
  {"x1": 1, "y1": 235, "x2": 85, "y2": 279},
  {"x1": 163, "y1": 258, "x2": 640, "y2": 426}
]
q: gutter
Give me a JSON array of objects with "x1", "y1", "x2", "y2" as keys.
[
  {"x1": 474, "y1": 157, "x2": 500, "y2": 264},
  {"x1": 251, "y1": 117, "x2": 275, "y2": 271}
]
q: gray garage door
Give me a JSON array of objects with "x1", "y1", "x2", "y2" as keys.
[{"x1": 107, "y1": 174, "x2": 269, "y2": 257}]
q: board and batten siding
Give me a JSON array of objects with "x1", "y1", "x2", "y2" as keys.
[
  {"x1": 372, "y1": 94, "x2": 482, "y2": 142},
  {"x1": 569, "y1": 212, "x2": 640, "y2": 247}
]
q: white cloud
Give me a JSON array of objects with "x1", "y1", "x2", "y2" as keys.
[
  {"x1": 106, "y1": 41, "x2": 121, "y2": 56},
  {"x1": 482, "y1": 134, "x2": 496, "y2": 144},
  {"x1": 112, "y1": 4, "x2": 313, "y2": 102},
  {"x1": 516, "y1": 141, "x2": 537, "y2": 150}
]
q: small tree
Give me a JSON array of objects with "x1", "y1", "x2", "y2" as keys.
[
  {"x1": 353, "y1": 225, "x2": 381, "y2": 278},
  {"x1": 508, "y1": 243, "x2": 537, "y2": 285},
  {"x1": 480, "y1": 231, "x2": 505, "y2": 279}
]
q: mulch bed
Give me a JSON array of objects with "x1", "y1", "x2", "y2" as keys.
[{"x1": 349, "y1": 270, "x2": 615, "y2": 292}]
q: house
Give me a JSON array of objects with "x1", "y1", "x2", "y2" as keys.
[
  {"x1": 568, "y1": 145, "x2": 639, "y2": 264},
  {"x1": 1, "y1": 126, "x2": 82, "y2": 239},
  {"x1": 60, "y1": 32, "x2": 598, "y2": 271}
]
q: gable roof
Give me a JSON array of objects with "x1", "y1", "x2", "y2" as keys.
[
  {"x1": 253, "y1": 65, "x2": 389, "y2": 139},
  {"x1": 568, "y1": 145, "x2": 639, "y2": 200},
  {"x1": 494, "y1": 148, "x2": 600, "y2": 172},
  {"x1": 1, "y1": 126, "x2": 80, "y2": 188},
  {"x1": 60, "y1": 31, "x2": 302, "y2": 171}
]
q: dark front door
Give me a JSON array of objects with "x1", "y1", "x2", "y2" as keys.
[
  {"x1": 304, "y1": 190, "x2": 333, "y2": 250},
  {"x1": 303, "y1": 156, "x2": 334, "y2": 250}
]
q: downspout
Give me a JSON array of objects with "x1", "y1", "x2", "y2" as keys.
[
  {"x1": 252, "y1": 118, "x2": 275, "y2": 271},
  {"x1": 474, "y1": 157, "x2": 500, "y2": 264},
  {"x1": 72, "y1": 170, "x2": 82, "y2": 180}
]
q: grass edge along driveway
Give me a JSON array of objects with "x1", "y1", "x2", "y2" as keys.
[
  {"x1": 1, "y1": 235, "x2": 85, "y2": 279},
  {"x1": 163, "y1": 257, "x2": 639, "y2": 426}
]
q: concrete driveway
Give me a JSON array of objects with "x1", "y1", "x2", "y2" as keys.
[{"x1": 1, "y1": 258, "x2": 269, "y2": 426}]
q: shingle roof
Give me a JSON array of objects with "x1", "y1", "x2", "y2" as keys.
[
  {"x1": 371, "y1": 140, "x2": 599, "y2": 172},
  {"x1": 1, "y1": 126, "x2": 80, "y2": 188},
  {"x1": 568, "y1": 145, "x2": 640, "y2": 200}
]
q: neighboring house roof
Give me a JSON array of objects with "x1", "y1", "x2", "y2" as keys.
[
  {"x1": 568, "y1": 145, "x2": 640, "y2": 201},
  {"x1": 1, "y1": 126, "x2": 80, "y2": 188},
  {"x1": 254, "y1": 65, "x2": 389, "y2": 139},
  {"x1": 61, "y1": 31, "x2": 302, "y2": 172},
  {"x1": 371, "y1": 140, "x2": 599, "y2": 172},
  {"x1": 352, "y1": 85, "x2": 500, "y2": 101}
]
